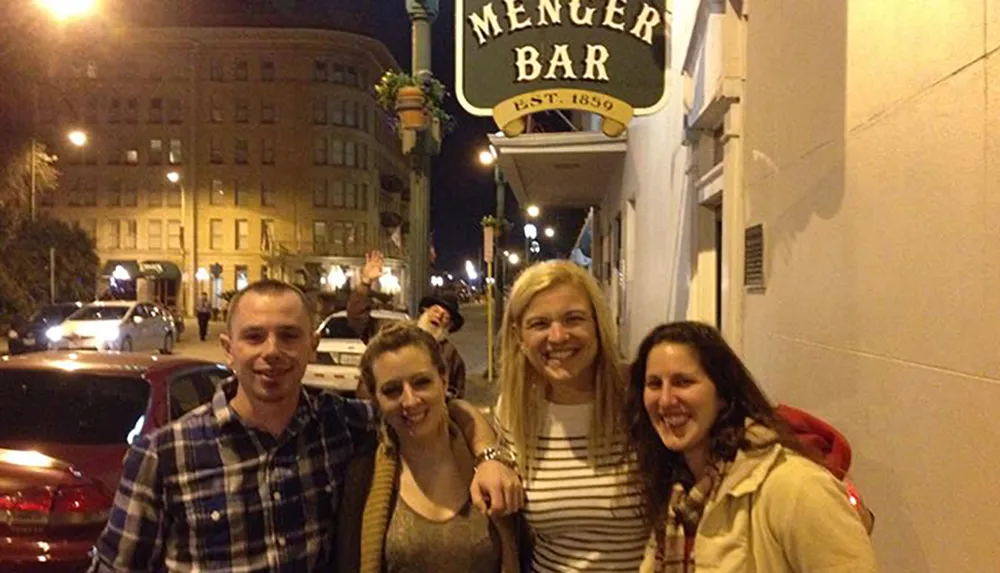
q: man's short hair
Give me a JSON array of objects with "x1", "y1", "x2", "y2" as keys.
[{"x1": 226, "y1": 279, "x2": 313, "y2": 332}]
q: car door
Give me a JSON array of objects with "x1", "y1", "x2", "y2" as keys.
[{"x1": 132, "y1": 304, "x2": 155, "y2": 350}]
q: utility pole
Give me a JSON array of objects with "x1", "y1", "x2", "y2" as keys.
[{"x1": 404, "y1": 0, "x2": 437, "y2": 316}]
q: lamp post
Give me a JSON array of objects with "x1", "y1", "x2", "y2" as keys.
[
  {"x1": 524, "y1": 223, "x2": 537, "y2": 264},
  {"x1": 166, "y1": 171, "x2": 192, "y2": 316},
  {"x1": 527, "y1": 205, "x2": 540, "y2": 218},
  {"x1": 31, "y1": 130, "x2": 87, "y2": 221},
  {"x1": 478, "y1": 143, "x2": 506, "y2": 338}
]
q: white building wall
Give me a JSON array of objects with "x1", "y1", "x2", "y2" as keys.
[{"x1": 741, "y1": 1, "x2": 1000, "y2": 571}]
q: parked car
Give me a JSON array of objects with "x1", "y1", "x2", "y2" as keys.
[
  {"x1": 47, "y1": 301, "x2": 175, "y2": 354},
  {"x1": 5, "y1": 302, "x2": 84, "y2": 355},
  {"x1": 0, "y1": 351, "x2": 230, "y2": 572},
  {"x1": 303, "y1": 309, "x2": 410, "y2": 395}
]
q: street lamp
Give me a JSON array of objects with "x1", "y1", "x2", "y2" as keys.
[
  {"x1": 67, "y1": 130, "x2": 87, "y2": 147},
  {"x1": 544, "y1": 226, "x2": 555, "y2": 238},
  {"x1": 508, "y1": 252, "x2": 520, "y2": 265},
  {"x1": 523, "y1": 223, "x2": 538, "y2": 264},
  {"x1": 478, "y1": 148, "x2": 495, "y2": 166},
  {"x1": 30, "y1": 129, "x2": 87, "y2": 221},
  {"x1": 166, "y1": 171, "x2": 192, "y2": 316},
  {"x1": 527, "y1": 205, "x2": 540, "y2": 218},
  {"x1": 37, "y1": 0, "x2": 97, "y2": 21}
]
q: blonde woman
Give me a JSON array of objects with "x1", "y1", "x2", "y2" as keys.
[
  {"x1": 492, "y1": 260, "x2": 647, "y2": 572},
  {"x1": 337, "y1": 323, "x2": 520, "y2": 573}
]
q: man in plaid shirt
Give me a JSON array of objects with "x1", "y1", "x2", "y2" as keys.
[{"x1": 88, "y1": 280, "x2": 521, "y2": 573}]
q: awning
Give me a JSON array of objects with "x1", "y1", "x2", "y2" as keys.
[
  {"x1": 100, "y1": 260, "x2": 181, "y2": 280},
  {"x1": 488, "y1": 131, "x2": 627, "y2": 207}
]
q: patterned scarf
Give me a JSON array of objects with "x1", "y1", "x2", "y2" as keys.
[{"x1": 653, "y1": 420, "x2": 779, "y2": 573}]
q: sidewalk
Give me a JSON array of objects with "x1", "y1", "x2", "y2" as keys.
[{"x1": 464, "y1": 373, "x2": 499, "y2": 411}]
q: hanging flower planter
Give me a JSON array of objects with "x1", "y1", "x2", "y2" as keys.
[
  {"x1": 374, "y1": 70, "x2": 456, "y2": 136},
  {"x1": 395, "y1": 85, "x2": 429, "y2": 131}
]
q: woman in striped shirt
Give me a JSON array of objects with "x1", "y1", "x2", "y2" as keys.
[{"x1": 494, "y1": 261, "x2": 648, "y2": 572}]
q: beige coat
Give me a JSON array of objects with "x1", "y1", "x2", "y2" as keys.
[{"x1": 640, "y1": 443, "x2": 880, "y2": 573}]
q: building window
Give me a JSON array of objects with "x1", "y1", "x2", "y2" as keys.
[
  {"x1": 313, "y1": 220, "x2": 327, "y2": 251},
  {"x1": 261, "y1": 59, "x2": 275, "y2": 82},
  {"x1": 331, "y1": 139, "x2": 344, "y2": 166},
  {"x1": 234, "y1": 139, "x2": 249, "y2": 164},
  {"x1": 234, "y1": 180, "x2": 247, "y2": 205},
  {"x1": 314, "y1": 58, "x2": 327, "y2": 81},
  {"x1": 345, "y1": 141, "x2": 356, "y2": 167},
  {"x1": 149, "y1": 98, "x2": 163, "y2": 123},
  {"x1": 122, "y1": 220, "x2": 137, "y2": 249},
  {"x1": 108, "y1": 98, "x2": 121, "y2": 123},
  {"x1": 345, "y1": 222, "x2": 356, "y2": 249},
  {"x1": 210, "y1": 137, "x2": 224, "y2": 164},
  {"x1": 236, "y1": 219, "x2": 249, "y2": 250},
  {"x1": 123, "y1": 181, "x2": 138, "y2": 207},
  {"x1": 345, "y1": 182, "x2": 356, "y2": 209},
  {"x1": 261, "y1": 99, "x2": 275, "y2": 123},
  {"x1": 332, "y1": 221, "x2": 345, "y2": 251},
  {"x1": 211, "y1": 179, "x2": 225, "y2": 205},
  {"x1": 312, "y1": 96, "x2": 327, "y2": 124},
  {"x1": 211, "y1": 94, "x2": 224, "y2": 123},
  {"x1": 169, "y1": 139, "x2": 182, "y2": 164},
  {"x1": 149, "y1": 139, "x2": 163, "y2": 165},
  {"x1": 331, "y1": 63, "x2": 344, "y2": 84},
  {"x1": 148, "y1": 220, "x2": 163, "y2": 250},
  {"x1": 359, "y1": 144, "x2": 367, "y2": 169},
  {"x1": 167, "y1": 98, "x2": 183, "y2": 124},
  {"x1": 313, "y1": 137, "x2": 327, "y2": 165},
  {"x1": 359, "y1": 183, "x2": 368, "y2": 210},
  {"x1": 356, "y1": 222, "x2": 366, "y2": 245},
  {"x1": 345, "y1": 101, "x2": 357, "y2": 127},
  {"x1": 211, "y1": 58, "x2": 224, "y2": 81},
  {"x1": 261, "y1": 219, "x2": 275, "y2": 251},
  {"x1": 81, "y1": 219, "x2": 97, "y2": 241},
  {"x1": 107, "y1": 180, "x2": 122, "y2": 206},
  {"x1": 83, "y1": 178, "x2": 97, "y2": 206},
  {"x1": 210, "y1": 219, "x2": 223, "y2": 250},
  {"x1": 345, "y1": 65, "x2": 357, "y2": 86},
  {"x1": 235, "y1": 59, "x2": 249, "y2": 81},
  {"x1": 261, "y1": 181, "x2": 275, "y2": 206},
  {"x1": 331, "y1": 180, "x2": 344, "y2": 207},
  {"x1": 148, "y1": 179, "x2": 162, "y2": 207},
  {"x1": 331, "y1": 98, "x2": 344, "y2": 125},
  {"x1": 167, "y1": 182, "x2": 181, "y2": 207},
  {"x1": 234, "y1": 98, "x2": 249, "y2": 123},
  {"x1": 236, "y1": 265, "x2": 249, "y2": 290},
  {"x1": 125, "y1": 98, "x2": 138, "y2": 124},
  {"x1": 106, "y1": 219, "x2": 120, "y2": 249},
  {"x1": 262, "y1": 139, "x2": 275, "y2": 165},
  {"x1": 313, "y1": 179, "x2": 328, "y2": 207},
  {"x1": 167, "y1": 220, "x2": 181, "y2": 249}
]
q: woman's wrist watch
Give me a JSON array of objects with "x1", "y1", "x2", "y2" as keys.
[{"x1": 475, "y1": 446, "x2": 516, "y2": 470}]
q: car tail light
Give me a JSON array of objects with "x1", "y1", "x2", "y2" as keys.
[{"x1": 0, "y1": 483, "x2": 111, "y2": 532}]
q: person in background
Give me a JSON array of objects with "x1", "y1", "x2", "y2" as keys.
[
  {"x1": 349, "y1": 250, "x2": 467, "y2": 398},
  {"x1": 493, "y1": 260, "x2": 648, "y2": 572},
  {"x1": 195, "y1": 292, "x2": 211, "y2": 341},
  {"x1": 87, "y1": 279, "x2": 521, "y2": 573},
  {"x1": 337, "y1": 323, "x2": 519, "y2": 573},
  {"x1": 627, "y1": 321, "x2": 879, "y2": 573}
]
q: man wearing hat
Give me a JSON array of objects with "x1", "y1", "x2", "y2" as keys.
[{"x1": 347, "y1": 250, "x2": 467, "y2": 398}]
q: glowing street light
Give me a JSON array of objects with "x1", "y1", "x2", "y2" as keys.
[
  {"x1": 478, "y1": 149, "x2": 495, "y2": 166},
  {"x1": 37, "y1": 0, "x2": 97, "y2": 21},
  {"x1": 465, "y1": 260, "x2": 479, "y2": 281},
  {"x1": 508, "y1": 252, "x2": 520, "y2": 265},
  {"x1": 67, "y1": 130, "x2": 87, "y2": 147},
  {"x1": 526, "y1": 205, "x2": 540, "y2": 218},
  {"x1": 166, "y1": 171, "x2": 181, "y2": 184},
  {"x1": 523, "y1": 223, "x2": 538, "y2": 240},
  {"x1": 544, "y1": 226, "x2": 555, "y2": 238}
]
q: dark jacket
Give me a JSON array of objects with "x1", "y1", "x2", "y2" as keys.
[{"x1": 347, "y1": 287, "x2": 467, "y2": 399}]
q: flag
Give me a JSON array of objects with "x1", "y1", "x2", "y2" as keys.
[{"x1": 390, "y1": 225, "x2": 403, "y2": 248}]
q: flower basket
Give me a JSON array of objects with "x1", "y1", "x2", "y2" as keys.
[
  {"x1": 374, "y1": 70, "x2": 456, "y2": 136},
  {"x1": 396, "y1": 85, "x2": 429, "y2": 130}
]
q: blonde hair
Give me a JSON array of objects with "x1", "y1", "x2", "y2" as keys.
[{"x1": 497, "y1": 260, "x2": 627, "y2": 475}]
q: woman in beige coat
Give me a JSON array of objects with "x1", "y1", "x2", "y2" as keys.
[
  {"x1": 626, "y1": 322, "x2": 879, "y2": 573},
  {"x1": 336, "y1": 323, "x2": 519, "y2": 573}
]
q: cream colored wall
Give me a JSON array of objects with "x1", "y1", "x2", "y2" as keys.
[{"x1": 742, "y1": 1, "x2": 1000, "y2": 570}]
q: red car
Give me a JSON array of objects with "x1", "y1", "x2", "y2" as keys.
[{"x1": 0, "y1": 351, "x2": 231, "y2": 572}]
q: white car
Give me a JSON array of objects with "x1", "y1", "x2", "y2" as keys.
[
  {"x1": 303, "y1": 309, "x2": 410, "y2": 395},
  {"x1": 47, "y1": 301, "x2": 176, "y2": 354}
]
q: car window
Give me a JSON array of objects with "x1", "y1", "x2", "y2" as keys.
[
  {"x1": 68, "y1": 306, "x2": 129, "y2": 321},
  {"x1": 319, "y1": 316, "x2": 357, "y2": 339},
  {"x1": 0, "y1": 370, "x2": 149, "y2": 444},
  {"x1": 132, "y1": 305, "x2": 148, "y2": 319},
  {"x1": 168, "y1": 371, "x2": 217, "y2": 420},
  {"x1": 203, "y1": 366, "x2": 232, "y2": 386}
]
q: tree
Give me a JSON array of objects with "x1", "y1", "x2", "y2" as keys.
[
  {"x1": 0, "y1": 212, "x2": 98, "y2": 327},
  {"x1": 0, "y1": 142, "x2": 59, "y2": 226}
]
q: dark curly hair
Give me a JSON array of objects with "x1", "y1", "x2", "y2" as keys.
[{"x1": 624, "y1": 321, "x2": 818, "y2": 530}]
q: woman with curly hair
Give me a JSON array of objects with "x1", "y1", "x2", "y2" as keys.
[{"x1": 626, "y1": 321, "x2": 879, "y2": 573}]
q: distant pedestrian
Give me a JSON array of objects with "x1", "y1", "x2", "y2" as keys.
[{"x1": 196, "y1": 292, "x2": 211, "y2": 341}]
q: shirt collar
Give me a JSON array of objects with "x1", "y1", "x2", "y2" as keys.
[{"x1": 212, "y1": 377, "x2": 320, "y2": 435}]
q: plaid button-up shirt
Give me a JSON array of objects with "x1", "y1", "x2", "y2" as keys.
[{"x1": 88, "y1": 380, "x2": 375, "y2": 573}]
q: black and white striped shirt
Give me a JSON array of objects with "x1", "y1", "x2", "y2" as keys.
[{"x1": 502, "y1": 401, "x2": 649, "y2": 573}]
